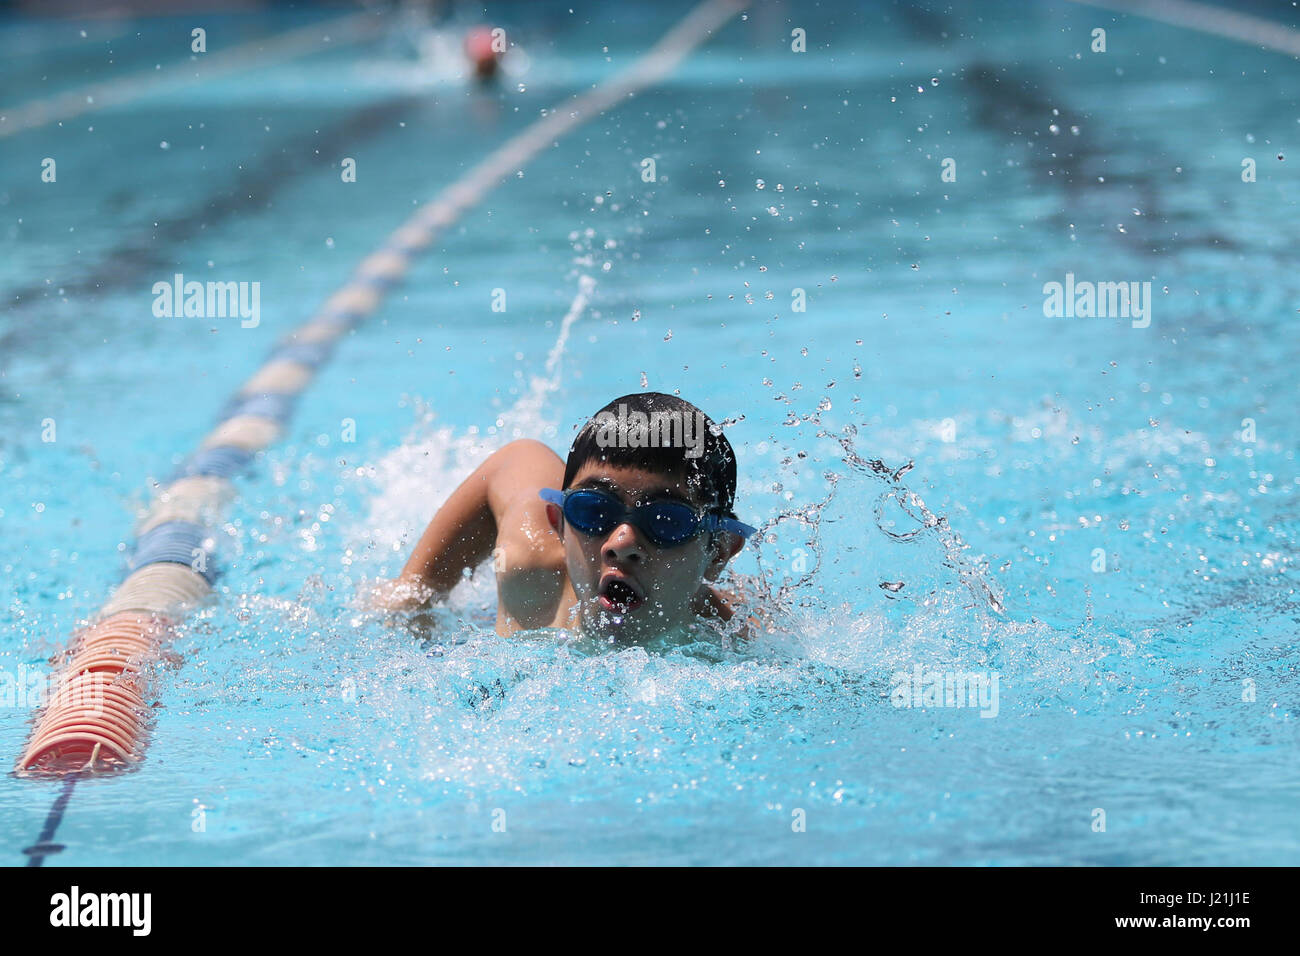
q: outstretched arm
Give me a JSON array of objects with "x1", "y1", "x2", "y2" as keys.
[{"x1": 369, "y1": 439, "x2": 563, "y2": 611}]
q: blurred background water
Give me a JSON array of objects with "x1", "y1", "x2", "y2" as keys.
[{"x1": 0, "y1": 0, "x2": 1296, "y2": 864}]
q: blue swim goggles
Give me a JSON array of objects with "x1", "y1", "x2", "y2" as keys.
[{"x1": 539, "y1": 487, "x2": 756, "y2": 548}]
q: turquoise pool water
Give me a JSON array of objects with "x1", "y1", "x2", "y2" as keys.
[{"x1": 1, "y1": 0, "x2": 1297, "y2": 865}]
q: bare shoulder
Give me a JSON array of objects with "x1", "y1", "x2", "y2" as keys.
[
  {"x1": 489, "y1": 442, "x2": 569, "y2": 631},
  {"x1": 485, "y1": 439, "x2": 565, "y2": 558},
  {"x1": 484, "y1": 440, "x2": 563, "y2": 505},
  {"x1": 495, "y1": 494, "x2": 564, "y2": 568}
]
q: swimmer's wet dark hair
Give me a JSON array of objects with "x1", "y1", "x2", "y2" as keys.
[{"x1": 562, "y1": 392, "x2": 740, "y2": 518}]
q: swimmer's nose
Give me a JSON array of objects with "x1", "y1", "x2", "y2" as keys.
[{"x1": 603, "y1": 522, "x2": 646, "y2": 563}]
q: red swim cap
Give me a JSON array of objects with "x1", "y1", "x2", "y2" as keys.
[{"x1": 465, "y1": 26, "x2": 500, "y2": 78}]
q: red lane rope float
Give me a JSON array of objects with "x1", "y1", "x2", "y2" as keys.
[
  {"x1": 15, "y1": 0, "x2": 742, "y2": 778},
  {"x1": 19, "y1": 613, "x2": 169, "y2": 773}
]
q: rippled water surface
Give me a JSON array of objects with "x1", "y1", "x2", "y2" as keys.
[{"x1": 1, "y1": 1, "x2": 1297, "y2": 864}]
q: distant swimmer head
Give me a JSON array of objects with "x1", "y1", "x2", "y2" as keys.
[
  {"x1": 542, "y1": 392, "x2": 756, "y2": 641},
  {"x1": 464, "y1": 25, "x2": 502, "y2": 82}
]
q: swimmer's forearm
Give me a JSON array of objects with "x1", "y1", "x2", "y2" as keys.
[
  {"x1": 694, "y1": 583, "x2": 735, "y2": 621},
  {"x1": 397, "y1": 467, "x2": 499, "y2": 596},
  {"x1": 380, "y1": 441, "x2": 560, "y2": 611},
  {"x1": 695, "y1": 581, "x2": 765, "y2": 640}
]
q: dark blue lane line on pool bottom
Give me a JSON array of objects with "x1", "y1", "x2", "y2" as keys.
[
  {"x1": 0, "y1": 94, "x2": 422, "y2": 371},
  {"x1": 22, "y1": 777, "x2": 77, "y2": 867}
]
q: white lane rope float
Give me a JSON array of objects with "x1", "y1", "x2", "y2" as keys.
[
  {"x1": 16, "y1": 0, "x2": 742, "y2": 791},
  {"x1": 1067, "y1": 0, "x2": 1300, "y2": 58},
  {"x1": 0, "y1": 10, "x2": 389, "y2": 139}
]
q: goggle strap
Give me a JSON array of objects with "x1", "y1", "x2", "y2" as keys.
[{"x1": 701, "y1": 514, "x2": 758, "y2": 538}]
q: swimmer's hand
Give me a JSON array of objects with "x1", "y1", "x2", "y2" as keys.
[
  {"x1": 693, "y1": 582, "x2": 738, "y2": 621},
  {"x1": 366, "y1": 574, "x2": 436, "y2": 613},
  {"x1": 693, "y1": 576, "x2": 773, "y2": 640}
]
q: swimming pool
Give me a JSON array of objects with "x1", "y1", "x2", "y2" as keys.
[{"x1": 1, "y1": 0, "x2": 1296, "y2": 865}]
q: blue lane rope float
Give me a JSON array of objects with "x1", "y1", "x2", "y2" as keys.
[
  {"x1": 16, "y1": 0, "x2": 744, "y2": 865},
  {"x1": 218, "y1": 392, "x2": 298, "y2": 426},
  {"x1": 172, "y1": 446, "x2": 254, "y2": 481},
  {"x1": 126, "y1": 521, "x2": 219, "y2": 585}
]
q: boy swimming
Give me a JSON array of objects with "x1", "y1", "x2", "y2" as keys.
[{"x1": 371, "y1": 392, "x2": 758, "y2": 642}]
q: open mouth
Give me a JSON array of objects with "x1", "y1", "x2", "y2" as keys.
[{"x1": 598, "y1": 574, "x2": 645, "y2": 614}]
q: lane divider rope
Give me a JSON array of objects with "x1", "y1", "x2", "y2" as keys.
[
  {"x1": 15, "y1": 0, "x2": 742, "y2": 788},
  {"x1": 1066, "y1": 0, "x2": 1300, "y2": 57},
  {"x1": 0, "y1": 11, "x2": 389, "y2": 139}
]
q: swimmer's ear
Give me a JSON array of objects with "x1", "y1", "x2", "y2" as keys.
[
  {"x1": 703, "y1": 531, "x2": 745, "y2": 579},
  {"x1": 545, "y1": 502, "x2": 563, "y2": 536}
]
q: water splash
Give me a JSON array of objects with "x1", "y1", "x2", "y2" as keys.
[
  {"x1": 735, "y1": 422, "x2": 1005, "y2": 632},
  {"x1": 350, "y1": 274, "x2": 595, "y2": 617}
]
